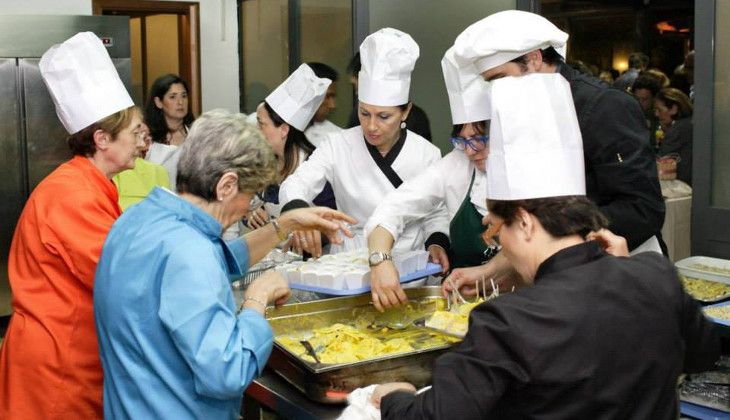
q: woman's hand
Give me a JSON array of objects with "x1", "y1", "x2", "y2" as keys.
[
  {"x1": 427, "y1": 245, "x2": 450, "y2": 274},
  {"x1": 370, "y1": 261, "x2": 407, "y2": 312},
  {"x1": 278, "y1": 207, "x2": 356, "y2": 245},
  {"x1": 243, "y1": 271, "x2": 291, "y2": 314},
  {"x1": 289, "y1": 229, "x2": 323, "y2": 258},
  {"x1": 371, "y1": 382, "x2": 417, "y2": 408},
  {"x1": 586, "y1": 228, "x2": 629, "y2": 257},
  {"x1": 442, "y1": 253, "x2": 524, "y2": 297},
  {"x1": 246, "y1": 207, "x2": 270, "y2": 230}
]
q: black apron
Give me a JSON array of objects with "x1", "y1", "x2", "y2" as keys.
[{"x1": 448, "y1": 169, "x2": 492, "y2": 268}]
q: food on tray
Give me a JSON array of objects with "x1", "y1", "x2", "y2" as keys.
[
  {"x1": 276, "y1": 322, "x2": 459, "y2": 364},
  {"x1": 689, "y1": 263, "x2": 730, "y2": 276},
  {"x1": 680, "y1": 274, "x2": 730, "y2": 301},
  {"x1": 425, "y1": 299, "x2": 484, "y2": 337},
  {"x1": 704, "y1": 305, "x2": 730, "y2": 322}
]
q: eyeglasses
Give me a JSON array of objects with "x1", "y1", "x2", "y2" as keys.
[{"x1": 450, "y1": 135, "x2": 489, "y2": 151}]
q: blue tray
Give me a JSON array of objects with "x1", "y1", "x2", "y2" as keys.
[
  {"x1": 703, "y1": 301, "x2": 730, "y2": 327},
  {"x1": 681, "y1": 401, "x2": 730, "y2": 419},
  {"x1": 288, "y1": 263, "x2": 443, "y2": 296}
]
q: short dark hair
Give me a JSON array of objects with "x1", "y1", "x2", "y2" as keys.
[
  {"x1": 487, "y1": 196, "x2": 609, "y2": 239},
  {"x1": 631, "y1": 74, "x2": 662, "y2": 97},
  {"x1": 67, "y1": 106, "x2": 140, "y2": 156},
  {"x1": 451, "y1": 120, "x2": 487, "y2": 138},
  {"x1": 628, "y1": 52, "x2": 650, "y2": 69},
  {"x1": 144, "y1": 74, "x2": 195, "y2": 144},
  {"x1": 511, "y1": 46, "x2": 564, "y2": 69},
  {"x1": 347, "y1": 52, "x2": 361, "y2": 76},
  {"x1": 307, "y1": 62, "x2": 338, "y2": 82}
]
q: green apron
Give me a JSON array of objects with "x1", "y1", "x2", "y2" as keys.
[{"x1": 449, "y1": 169, "x2": 492, "y2": 268}]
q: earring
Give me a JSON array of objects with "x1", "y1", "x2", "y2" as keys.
[{"x1": 400, "y1": 121, "x2": 406, "y2": 129}]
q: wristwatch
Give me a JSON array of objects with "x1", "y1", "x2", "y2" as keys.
[{"x1": 368, "y1": 251, "x2": 393, "y2": 267}]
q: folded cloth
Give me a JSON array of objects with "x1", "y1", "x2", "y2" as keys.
[{"x1": 338, "y1": 385, "x2": 380, "y2": 420}]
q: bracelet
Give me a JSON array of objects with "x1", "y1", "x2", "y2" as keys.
[
  {"x1": 271, "y1": 219, "x2": 289, "y2": 242},
  {"x1": 241, "y1": 296, "x2": 267, "y2": 312}
]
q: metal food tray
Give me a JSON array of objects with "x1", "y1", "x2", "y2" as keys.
[
  {"x1": 264, "y1": 286, "x2": 459, "y2": 404},
  {"x1": 677, "y1": 256, "x2": 730, "y2": 285},
  {"x1": 703, "y1": 301, "x2": 730, "y2": 327}
]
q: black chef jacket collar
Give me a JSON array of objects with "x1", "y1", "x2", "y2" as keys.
[
  {"x1": 534, "y1": 240, "x2": 604, "y2": 281},
  {"x1": 365, "y1": 127, "x2": 407, "y2": 167}
]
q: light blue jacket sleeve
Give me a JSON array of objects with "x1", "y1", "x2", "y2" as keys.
[
  {"x1": 225, "y1": 237, "x2": 250, "y2": 279},
  {"x1": 158, "y1": 238, "x2": 273, "y2": 399}
]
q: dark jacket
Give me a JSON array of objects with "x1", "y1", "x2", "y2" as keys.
[
  {"x1": 659, "y1": 117, "x2": 693, "y2": 184},
  {"x1": 560, "y1": 64, "x2": 666, "y2": 250},
  {"x1": 382, "y1": 241, "x2": 719, "y2": 420}
]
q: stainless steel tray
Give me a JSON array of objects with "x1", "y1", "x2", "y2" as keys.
[{"x1": 264, "y1": 286, "x2": 459, "y2": 403}]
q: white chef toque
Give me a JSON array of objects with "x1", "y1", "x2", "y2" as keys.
[
  {"x1": 265, "y1": 63, "x2": 332, "y2": 131},
  {"x1": 453, "y1": 10, "x2": 568, "y2": 74},
  {"x1": 441, "y1": 46, "x2": 491, "y2": 125},
  {"x1": 40, "y1": 32, "x2": 134, "y2": 135},
  {"x1": 358, "y1": 28, "x2": 419, "y2": 106},
  {"x1": 486, "y1": 73, "x2": 585, "y2": 200}
]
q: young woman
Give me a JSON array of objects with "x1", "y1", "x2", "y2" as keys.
[
  {"x1": 279, "y1": 28, "x2": 448, "y2": 267},
  {"x1": 654, "y1": 87, "x2": 693, "y2": 184},
  {"x1": 365, "y1": 47, "x2": 493, "y2": 311},
  {"x1": 246, "y1": 64, "x2": 336, "y2": 241},
  {"x1": 144, "y1": 74, "x2": 195, "y2": 190}
]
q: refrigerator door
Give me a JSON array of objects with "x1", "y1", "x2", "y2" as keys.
[
  {"x1": 0, "y1": 58, "x2": 23, "y2": 315},
  {"x1": 20, "y1": 59, "x2": 72, "y2": 191}
]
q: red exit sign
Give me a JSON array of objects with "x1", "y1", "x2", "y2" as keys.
[{"x1": 100, "y1": 37, "x2": 114, "y2": 47}]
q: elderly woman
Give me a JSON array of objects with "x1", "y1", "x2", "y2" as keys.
[
  {"x1": 279, "y1": 28, "x2": 448, "y2": 267},
  {"x1": 93, "y1": 109, "x2": 355, "y2": 419},
  {"x1": 0, "y1": 33, "x2": 145, "y2": 419},
  {"x1": 365, "y1": 47, "x2": 493, "y2": 311},
  {"x1": 654, "y1": 87, "x2": 694, "y2": 184},
  {"x1": 372, "y1": 74, "x2": 718, "y2": 419}
]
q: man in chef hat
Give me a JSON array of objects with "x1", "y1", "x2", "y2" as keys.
[
  {"x1": 446, "y1": 10, "x2": 665, "y2": 293},
  {"x1": 0, "y1": 32, "x2": 144, "y2": 419},
  {"x1": 371, "y1": 73, "x2": 718, "y2": 420}
]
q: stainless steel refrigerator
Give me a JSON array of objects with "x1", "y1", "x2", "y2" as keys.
[{"x1": 0, "y1": 15, "x2": 132, "y2": 316}]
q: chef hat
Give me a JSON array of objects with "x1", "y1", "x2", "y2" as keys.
[
  {"x1": 358, "y1": 28, "x2": 419, "y2": 106},
  {"x1": 266, "y1": 63, "x2": 332, "y2": 131},
  {"x1": 441, "y1": 46, "x2": 491, "y2": 125},
  {"x1": 486, "y1": 73, "x2": 584, "y2": 200},
  {"x1": 453, "y1": 10, "x2": 568, "y2": 74},
  {"x1": 40, "y1": 32, "x2": 134, "y2": 135}
]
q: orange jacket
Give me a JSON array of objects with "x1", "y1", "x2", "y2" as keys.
[{"x1": 0, "y1": 156, "x2": 121, "y2": 419}]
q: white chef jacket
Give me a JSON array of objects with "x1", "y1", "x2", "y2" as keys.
[
  {"x1": 146, "y1": 142, "x2": 181, "y2": 192},
  {"x1": 365, "y1": 149, "x2": 488, "y2": 243},
  {"x1": 304, "y1": 119, "x2": 341, "y2": 147},
  {"x1": 279, "y1": 126, "x2": 448, "y2": 254}
]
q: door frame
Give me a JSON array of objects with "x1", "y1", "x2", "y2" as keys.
[
  {"x1": 692, "y1": 0, "x2": 730, "y2": 257},
  {"x1": 92, "y1": 0, "x2": 201, "y2": 116}
]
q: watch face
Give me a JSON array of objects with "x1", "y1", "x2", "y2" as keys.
[{"x1": 369, "y1": 253, "x2": 383, "y2": 266}]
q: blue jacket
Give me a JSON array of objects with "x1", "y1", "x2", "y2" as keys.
[{"x1": 94, "y1": 187, "x2": 272, "y2": 420}]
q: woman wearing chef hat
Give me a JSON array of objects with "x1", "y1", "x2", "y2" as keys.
[
  {"x1": 279, "y1": 28, "x2": 449, "y2": 267},
  {"x1": 247, "y1": 64, "x2": 337, "y2": 244},
  {"x1": 372, "y1": 73, "x2": 718, "y2": 420},
  {"x1": 365, "y1": 46, "x2": 494, "y2": 311},
  {"x1": 0, "y1": 32, "x2": 145, "y2": 419}
]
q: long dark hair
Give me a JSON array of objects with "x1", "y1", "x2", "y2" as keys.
[
  {"x1": 144, "y1": 74, "x2": 195, "y2": 144},
  {"x1": 263, "y1": 101, "x2": 315, "y2": 178}
]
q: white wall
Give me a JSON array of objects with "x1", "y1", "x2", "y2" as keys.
[
  {"x1": 0, "y1": 0, "x2": 241, "y2": 113},
  {"x1": 368, "y1": 0, "x2": 516, "y2": 152}
]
